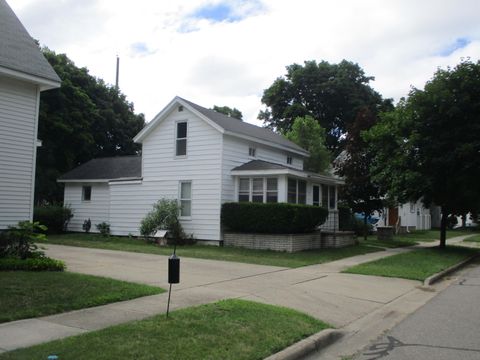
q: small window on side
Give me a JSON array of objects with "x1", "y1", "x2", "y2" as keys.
[
  {"x1": 287, "y1": 156, "x2": 292, "y2": 165},
  {"x1": 179, "y1": 181, "x2": 192, "y2": 217},
  {"x1": 178, "y1": 105, "x2": 184, "y2": 112},
  {"x1": 176, "y1": 122, "x2": 187, "y2": 156},
  {"x1": 248, "y1": 147, "x2": 256, "y2": 157},
  {"x1": 82, "y1": 186, "x2": 91, "y2": 201}
]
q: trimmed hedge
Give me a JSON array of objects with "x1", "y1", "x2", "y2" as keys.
[
  {"x1": 34, "y1": 205, "x2": 73, "y2": 234},
  {"x1": 0, "y1": 257, "x2": 65, "y2": 271},
  {"x1": 221, "y1": 202, "x2": 328, "y2": 234}
]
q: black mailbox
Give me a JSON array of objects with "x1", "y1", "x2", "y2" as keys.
[{"x1": 168, "y1": 254, "x2": 180, "y2": 284}]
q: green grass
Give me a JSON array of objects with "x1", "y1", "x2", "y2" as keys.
[
  {"x1": 0, "y1": 299, "x2": 330, "y2": 360},
  {"x1": 464, "y1": 234, "x2": 480, "y2": 243},
  {"x1": 40, "y1": 233, "x2": 382, "y2": 268},
  {"x1": 343, "y1": 246, "x2": 478, "y2": 281},
  {"x1": 359, "y1": 236, "x2": 418, "y2": 248},
  {"x1": 0, "y1": 271, "x2": 164, "y2": 323}
]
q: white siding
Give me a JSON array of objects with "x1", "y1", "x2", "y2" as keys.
[
  {"x1": 137, "y1": 107, "x2": 223, "y2": 241},
  {"x1": 0, "y1": 76, "x2": 39, "y2": 229},
  {"x1": 221, "y1": 135, "x2": 305, "y2": 203},
  {"x1": 64, "y1": 183, "x2": 110, "y2": 232}
]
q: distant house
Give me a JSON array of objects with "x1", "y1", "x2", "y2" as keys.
[
  {"x1": 0, "y1": 0, "x2": 61, "y2": 230},
  {"x1": 377, "y1": 200, "x2": 441, "y2": 232},
  {"x1": 59, "y1": 97, "x2": 343, "y2": 243}
]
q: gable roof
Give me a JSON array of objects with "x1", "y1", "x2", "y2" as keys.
[
  {"x1": 58, "y1": 156, "x2": 141, "y2": 182},
  {"x1": 134, "y1": 97, "x2": 309, "y2": 157},
  {"x1": 0, "y1": 0, "x2": 61, "y2": 88}
]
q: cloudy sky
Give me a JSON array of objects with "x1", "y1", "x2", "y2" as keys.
[{"x1": 8, "y1": 0, "x2": 480, "y2": 125}]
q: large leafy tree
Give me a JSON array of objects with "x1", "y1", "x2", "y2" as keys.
[
  {"x1": 36, "y1": 49, "x2": 145, "y2": 203},
  {"x1": 212, "y1": 105, "x2": 243, "y2": 120},
  {"x1": 365, "y1": 60, "x2": 480, "y2": 247},
  {"x1": 336, "y1": 107, "x2": 384, "y2": 239},
  {"x1": 284, "y1": 116, "x2": 330, "y2": 173},
  {"x1": 259, "y1": 60, "x2": 392, "y2": 154}
]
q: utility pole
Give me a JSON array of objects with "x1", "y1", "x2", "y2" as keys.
[{"x1": 115, "y1": 55, "x2": 119, "y2": 89}]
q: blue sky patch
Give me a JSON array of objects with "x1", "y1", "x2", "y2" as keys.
[
  {"x1": 439, "y1": 37, "x2": 471, "y2": 56},
  {"x1": 130, "y1": 42, "x2": 155, "y2": 56},
  {"x1": 189, "y1": 1, "x2": 264, "y2": 24}
]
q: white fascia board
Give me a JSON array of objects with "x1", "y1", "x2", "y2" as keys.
[
  {"x1": 231, "y1": 168, "x2": 308, "y2": 178},
  {"x1": 57, "y1": 179, "x2": 109, "y2": 183},
  {"x1": 108, "y1": 179, "x2": 142, "y2": 185},
  {"x1": 0, "y1": 66, "x2": 60, "y2": 91},
  {"x1": 223, "y1": 130, "x2": 310, "y2": 157},
  {"x1": 133, "y1": 96, "x2": 225, "y2": 143}
]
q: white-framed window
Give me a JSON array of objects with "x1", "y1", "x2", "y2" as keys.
[
  {"x1": 237, "y1": 177, "x2": 278, "y2": 203},
  {"x1": 82, "y1": 186, "x2": 91, "y2": 201},
  {"x1": 248, "y1": 147, "x2": 256, "y2": 157},
  {"x1": 328, "y1": 185, "x2": 336, "y2": 209},
  {"x1": 312, "y1": 185, "x2": 320, "y2": 206},
  {"x1": 175, "y1": 121, "x2": 188, "y2": 156},
  {"x1": 287, "y1": 178, "x2": 307, "y2": 204},
  {"x1": 178, "y1": 105, "x2": 184, "y2": 112},
  {"x1": 287, "y1": 156, "x2": 292, "y2": 165},
  {"x1": 179, "y1": 181, "x2": 192, "y2": 217},
  {"x1": 410, "y1": 203, "x2": 415, "y2": 213}
]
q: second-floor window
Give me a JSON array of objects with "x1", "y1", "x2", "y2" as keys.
[
  {"x1": 176, "y1": 121, "x2": 187, "y2": 156},
  {"x1": 248, "y1": 147, "x2": 256, "y2": 157},
  {"x1": 287, "y1": 156, "x2": 292, "y2": 165}
]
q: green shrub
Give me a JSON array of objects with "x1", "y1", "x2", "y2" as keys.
[
  {"x1": 140, "y1": 199, "x2": 192, "y2": 244},
  {"x1": 0, "y1": 221, "x2": 47, "y2": 259},
  {"x1": 0, "y1": 257, "x2": 65, "y2": 271},
  {"x1": 221, "y1": 202, "x2": 328, "y2": 234},
  {"x1": 96, "y1": 222, "x2": 110, "y2": 237},
  {"x1": 33, "y1": 205, "x2": 73, "y2": 234}
]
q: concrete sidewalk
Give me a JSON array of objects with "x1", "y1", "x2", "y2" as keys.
[{"x1": 0, "y1": 236, "x2": 474, "y2": 354}]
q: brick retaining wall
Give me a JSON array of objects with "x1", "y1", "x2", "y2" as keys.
[{"x1": 224, "y1": 231, "x2": 355, "y2": 253}]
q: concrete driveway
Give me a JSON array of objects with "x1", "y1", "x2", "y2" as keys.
[{"x1": 43, "y1": 244, "x2": 418, "y2": 328}]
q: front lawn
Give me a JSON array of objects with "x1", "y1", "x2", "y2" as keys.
[
  {"x1": 41, "y1": 233, "x2": 382, "y2": 268},
  {"x1": 0, "y1": 299, "x2": 330, "y2": 360},
  {"x1": 0, "y1": 272, "x2": 164, "y2": 323},
  {"x1": 463, "y1": 234, "x2": 480, "y2": 243},
  {"x1": 343, "y1": 246, "x2": 478, "y2": 281}
]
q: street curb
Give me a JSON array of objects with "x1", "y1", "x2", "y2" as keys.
[
  {"x1": 423, "y1": 253, "x2": 480, "y2": 286},
  {"x1": 264, "y1": 329, "x2": 345, "y2": 360}
]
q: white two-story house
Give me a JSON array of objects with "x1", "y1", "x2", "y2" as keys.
[
  {"x1": 59, "y1": 97, "x2": 343, "y2": 243},
  {"x1": 0, "y1": 0, "x2": 61, "y2": 230}
]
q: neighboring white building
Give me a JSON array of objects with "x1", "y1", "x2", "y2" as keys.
[
  {"x1": 59, "y1": 97, "x2": 343, "y2": 243},
  {"x1": 377, "y1": 200, "x2": 441, "y2": 232},
  {"x1": 0, "y1": 0, "x2": 61, "y2": 230}
]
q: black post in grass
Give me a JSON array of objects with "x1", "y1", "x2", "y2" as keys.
[{"x1": 166, "y1": 240, "x2": 180, "y2": 318}]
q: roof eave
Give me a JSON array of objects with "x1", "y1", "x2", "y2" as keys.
[
  {"x1": 223, "y1": 130, "x2": 310, "y2": 157},
  {"x1": 0, "y1": 65, "x2": 60, "y2": 91}
]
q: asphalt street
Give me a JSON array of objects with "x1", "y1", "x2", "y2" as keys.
[{"x1": 355, "y1": 261, "x2": 480, "y2": 360}]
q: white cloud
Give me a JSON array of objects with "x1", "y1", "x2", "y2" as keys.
[{"x1": 8, "y1": 0, "x2": 480, "y2": 124}]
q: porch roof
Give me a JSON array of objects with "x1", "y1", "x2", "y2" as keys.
[{"x1": 231, "y1": 160, "x2": 344, "y2": 185}]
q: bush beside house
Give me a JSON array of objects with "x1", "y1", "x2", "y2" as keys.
[
  {"x1": 221, "y1": 202, "x2": 329, "y2": 234},
  {"x1": 33, "y1": 205, "x2": 73, "y2": 234}
]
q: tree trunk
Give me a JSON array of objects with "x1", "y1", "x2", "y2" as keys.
[
  {"x1": 462, "y1": 213, "x2": 467, "y2": 228},
  {"x1": 439, "y1": 207, "x2": 448, "y2": 249},
  {"x1": 364, "y1": 213, "x2": 368, "y2": 241}
]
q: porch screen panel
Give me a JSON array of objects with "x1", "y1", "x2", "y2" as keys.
[
  {"x1": 298, "y1": 180, "x2": 306, "y2": 204},
  {"x1": 266, "y1": 178, "x2": 278, "y2": 203},
  {"x1": 321, "y1": 185, "x2": 328, "y2": 207},
  {"x1": 239, "y1": 178, "x2": 250, "y2": 202},
  {"x1": 287, "y1": 178, "x2": 297, "y2": 204},
  {"x1": 252, "y1": 178, "x2": 263, "y2": 203},
  {"x1": 313, "y1": 185, "x2": 319, "y2": 206}
]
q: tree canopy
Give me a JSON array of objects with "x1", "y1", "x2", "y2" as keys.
[
  {"x1": 36, "y1": 49, "x2": 145, "y2": 203},
  {"x1": 259, "y1": 60, "x2": 392, "y2": 154},
  {"x1": 335, "y1": 107, "x2": 384, "y2": 238},
  {"x1": 365, "y1": 60, "x2": 480, "y2": 247},
  {"x1": 212, "y1": 105, "x2": 243, "y2": 120},
  {"x1": 284, "y1": 116, "x2": 330, "y2": 173}
]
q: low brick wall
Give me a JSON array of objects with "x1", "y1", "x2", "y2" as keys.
[{"x1": 224, "y1": 231, "x2": 356, "y2": 252}]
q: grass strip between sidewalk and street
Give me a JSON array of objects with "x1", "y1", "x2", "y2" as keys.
[
  {"x1": 40, "y1": 233, "x2": 382, "y2": 268},
  {"x1": 464, "y1": 234, "x2": 480, "y2": 243},
  {"x1": 0, "y1": 299, "x2": 331, "y2": 360},
  {"x1": 0, "y1": 271, "x2": 164, "y2": 323},
  {"x1": 342, "y1": 246, "x2": 479, "y2": 281}
]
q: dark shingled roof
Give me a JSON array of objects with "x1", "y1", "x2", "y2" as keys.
[
  {"x1": 58, "y1": 156, "x2": 141, "y2": 181},
  {"x1": 179, "y1": 98, "x2": 307, "y2": 154},
  {"x1": 0, "y1": 0, "x2": 61, "y2": 83},
  {"x1": 232, "y1": 160, "x2": 292, "y2": 171}
]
